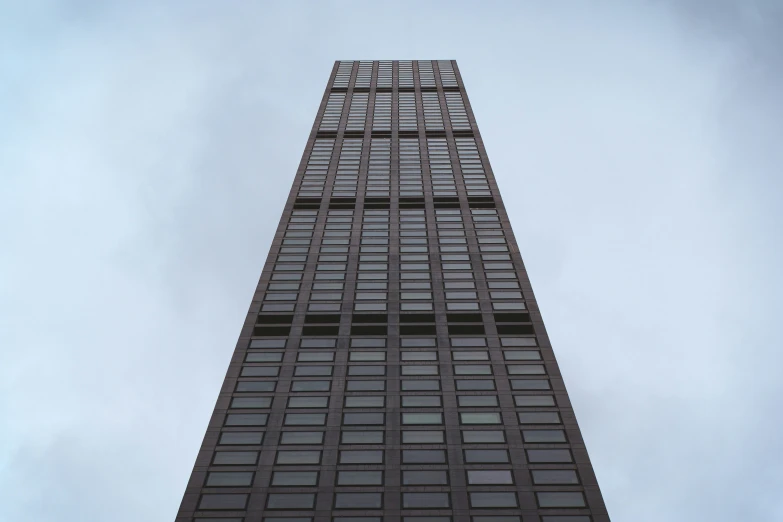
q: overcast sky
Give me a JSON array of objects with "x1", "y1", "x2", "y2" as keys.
[{"x1": 1, "y1": 1, "x2": 782, "y2": 520}]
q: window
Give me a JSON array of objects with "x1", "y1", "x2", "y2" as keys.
[
  {"x1": 460, "y1": 412, "x2": 501, "y2": 425},
  {"x1": 401, "y1": 380, "x2": 440, "y2": 391},
  {"x1": 334, "y1": 493, "x2": 383, "y2": 510},
  {"x1": 507, "y1": 364, "x2": 546, "y2": 375},
  {"x1": 219, "y1": 432, "x2": 263, "y2": 445},
  {"x1": 241, "y1": 366, "x2": 279, "y2": 377},
  {"x1": 403, "y1": 493, "x2": 450, "y2": 509},
  {"x1": 510, "y1": 379, "x2": 550, "y2": 390},
  {"x1": 199, "y1": 494, "x2": 248, "y2": 510},
  {"x1": 514, "y1": 396, "x2": 556, "y2": 407},
  {"x1": 402, "y1": 396, "x2": 442, "y2": 407},
  {"x1": 246, "y1": 352, "x2": 283, "y2": 362},
  {"x1": 536, "y1": 492, "x2": 586, "y2": 508},
  {"x1": 345, "y1": 396, "x2": 385, "y2": 408},
  {"x1": 452, "y1": 351, "x2": 489, "y2": 361},
  {"x1": 267, "y1": 493, "x2": 316, "y2": 510},
  {"x1": 291, "y1": 381, "x2": 331, "y2": 392},
  {"x1": 224, "y1": 414, "x2": 268, "y2": 426},
  {"x1": 297, "y1": 352, "x2": 335, "y2": 362},
  {"x1": 346, "y1": 380, "x2": 386, "y2": 391},
  {"x1": 295, "y1": 366, "x2": 333, "y2": 376},
  {"x1": 401, "y1": 365, "x2": 438, "y2": 376},
  {"x1": 348, "y1": 365, "x2": 385, "y2": 376},
  {"x1": 349, "y1": 351, "x2": 386, "y2": 362},
  {"x1": 343, "y1": 412, "x2": 385, "y2": 425},
  {"x1": 276, "y1": 450, "x2": 321, "y2": 465},
  {"x1": 456, "y1": 380, "x2": 495, "y2": 391},
  {"x1": 337, "y1": 470, "x2": 383, "y2": 485},
  {"x1": 540, "y1": 518, "x2": 590, "y2": 522},
  {"x1": 531, "y1": 470, "x2": 580, "y2": 485},
  {"x1": 527, "y1": 449, "x2": 573, "y2": 463},
  {"x1": 458, "y1": 395, "x2": 498, "y2": 407},
  {"x1": 402, "y1": 430, "x2": 444, "y2": 444},
  {"x1": 206, "y1": 471, "x2": 254, "y2": 487},
  {"x1": 518, "y1": 412, "x2": 561, "y2": 424},
  {"x1": 461, "y1": 430, "x2": 505, "y2": 443},
  {"x1": 454, "y1": 365, "x2": 491, "y2": 375},
  {"x1": 287, "y1": 396, "x2": 328, "y2": 408},
  {"x1": 340, "y1": 450, "x2": 383, "y2": 464},
  {"x1": 402, "y1": 450, "x2": 446, "y2": 464},
  {"x1": 284, "y1": 413, "x2": 327, "y2": 426},
  {"x1": 464, "y1": 449, "x2": 509, "y2": 463},
  {"x1": 271, "y1": 471, "x2": 318, "y2": 486},
  {"x1": 230, "y1": 397, "x2": 272, "y2": 409},
  {"x1": 503, "y1": 350, "x2": 541, "y2": 361},
  {"x1": 213, "y1": 451, "x2": 258, "y2": 465},
  {"x1": 402, "y1": 412, "x2": 443, "y2": 425},
  {"x1": 522, "y1": 430, "x2": 567, "y2": 443},
  {"x1": 403, "y1": 470, "x2": 448, "y2": 485},
  {"x1": 401, "y1": 351, "x2": 437, "y2": 361},
  {"x1": 341, "y1": 431, "x2": 384, "y2": 444},
  {"x1": 235, "y1": 381, "x2": 276, "y2": 393},
  {"x1": 279, "y1": 431, "x2": 324, "y2": 445},
  {"x1": 467, "y1": 470, "x2": 513, "y2": 485},
  {"x1": 469, "y1": 492, "x2": 518, "y2": 509}
]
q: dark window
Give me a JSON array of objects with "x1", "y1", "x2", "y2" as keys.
[
  {"x1": 288, "y1": 396, "x2": 329, "y2": 408},
  {"x1": 343, "y1": 412, "x2": 385, "y2": 425},
  {"x1": 403, "y1": 493, "x2": 450, "y2": 509},
  {"x1": 236, "y1": 381, "x2": 276, "y2": 392},
  {"x1": 456, "y1": 380, "x2": 494, "y2": 391},
  {"x1": 295, "y1": 366, "x2": 333, "y2": 376},
  {"x1": 403, "y1": 470, "x2": 448, "y2": 485},
  {"x1": 271, "y1": 471, "x2": 318, "y2": 486},
  {"x1": 522, "y1": 430, "x2": 567, "y2": 443},
  {"x1": 527, "y1": 449, "x2": 573, "y2": 463},
  {"x1": 531, "y1": 470, "x2": 580, "y2": 485},
  {"x1": 346, "y1": 380, "x2": 386, "y2": 391},
  {"x1": 536, "y1": 492, "x2": 586, "y2": 508},
  {"x1": 466, "y1": 470, "x2": 513, "y2": 485},
  {"x1": 340, "y1": 450, "x2": 383, "y2": 464},
  {"x1": 199, "y1": 494, "x2": 248, "y2": 510},
  {"x1": 514, "y1": 395, "x2": 556, "y2": 407},
  {"x1": 345, "y1": 396, "x2": 385, "y2": 407},
  {"x1": 279, "y1": 431, "x2": 324, "y2": 445},
  {"x1": 337, "y1": 470, "x2": 383, "y2": 485},
  {"x1": 276, "y1": 450, "x2": 321, "y2": 465},
  {"x1": 461, "y1": 430, "x2": 505, "y2": 443},
  {"x1": 402, "y1": 449, "x2": 446, "y2": 464},
  {"x1": 469, "y1": 492, "x2": 518, "y2": 508},
  {"x1": 213, "y1": 451, "x2": 258, "y2": 465},
  {"x1": 206, "y1": 471, "x2": 254, "y2": 487},
  {"x1": 401, "y1": 430, "x2": 444, "y2": 444},
  {"x1": 518, "y1": 412, "x2": 561, "y2": 424},
  {"x1": 284, "y1": 413, "x2": 327, "y2": 426},
  {"x1": 402, "y1": 396, "x2": 441, "y2": 407},
  {"x1": 458, "y1": 395, "x2": 498, "y2": 407},
  {"x1": 334, "y1": 493, "x2": 383, "y2": 509},
  {"x1": 267, "y1": 493, "x2": 316, "y2": 510},
  {"x1": 464, "y1": 449, "x2": 509, "y2": 463},
  {"x1": 401, "y1": 380, "x2": 440, "y2": 391},
  {"x1": 224, "y1": 413, "x2": 268, "y2": 426},
  {"x1": 291, "y1": 380, "x2": 331, "y2": 392},
  {"x1": 219, "y1": 432, "x2": 263, "y2": 445},
  {"x1": 341, "y1": 431, "x2": 384, "y2": 444}
]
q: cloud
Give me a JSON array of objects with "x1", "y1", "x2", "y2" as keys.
[{"x1": 1, "y1": 1, "x2": 781, "y2": 520}]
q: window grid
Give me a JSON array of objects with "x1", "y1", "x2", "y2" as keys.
[{"x1": 180, "y1": 59, "x2": 608, "y2": 522}]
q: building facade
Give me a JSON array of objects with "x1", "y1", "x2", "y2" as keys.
[{"x1": 176, "y1": 60, "x2": 610, "y2": 522}]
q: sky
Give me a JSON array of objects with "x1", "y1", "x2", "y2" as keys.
[{"x1": 1, "y1": 1, "x2": 782, "y2": 520}]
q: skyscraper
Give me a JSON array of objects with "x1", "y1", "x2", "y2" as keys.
[{"x1": 176, "y1": 60, "x2": 610, "y2": 522}]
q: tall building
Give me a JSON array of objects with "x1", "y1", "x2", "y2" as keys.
[{"x1": 176, "y1": 60, "x2": 610, "y2": 522}]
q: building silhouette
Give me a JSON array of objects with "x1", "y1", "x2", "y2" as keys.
[{"x1": 176, "y1": 60, "x2": 610, "y2": 522}]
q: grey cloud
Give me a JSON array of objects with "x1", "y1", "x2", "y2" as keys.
[{"x1": 1, "y1": 1, "x2": 781, "y2": 520}]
